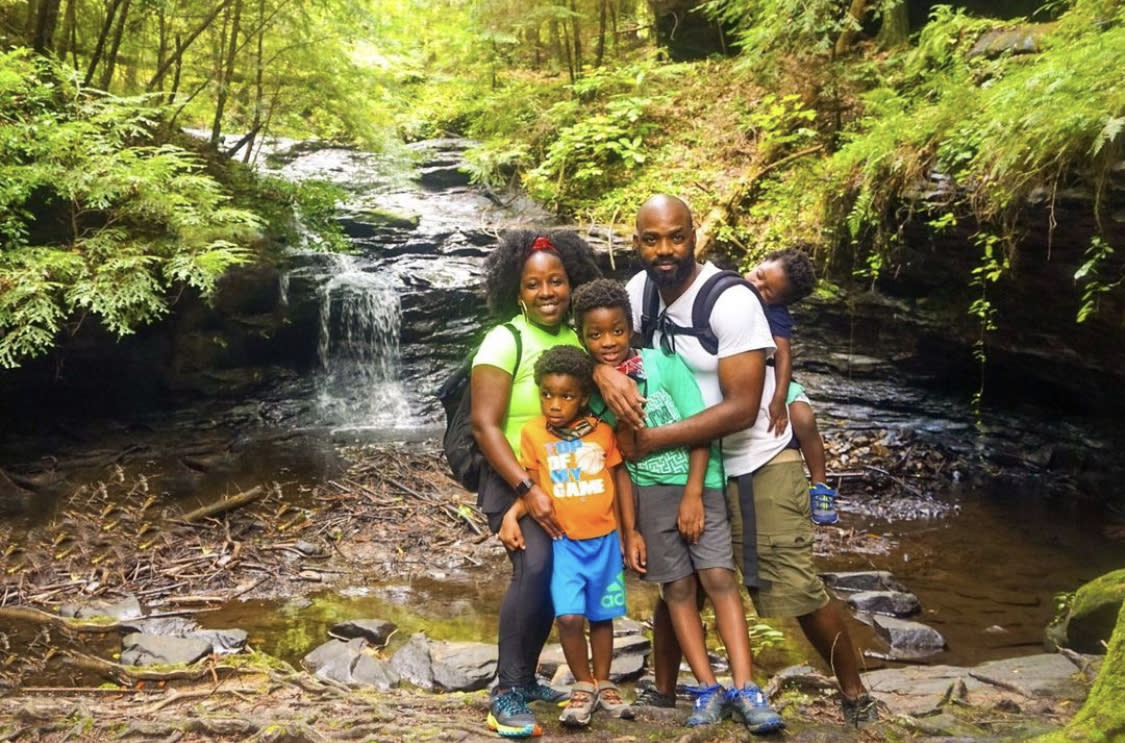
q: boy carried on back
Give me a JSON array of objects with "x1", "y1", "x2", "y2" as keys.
[{"x1": 745, "y1": 247, "x2": 839, "y2": 525}]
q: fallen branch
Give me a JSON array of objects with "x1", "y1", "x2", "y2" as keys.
[{"x1": 181, "y1": 486, "x2": 264, "y2": 524}]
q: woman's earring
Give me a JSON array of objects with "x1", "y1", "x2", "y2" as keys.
[{"x1": 519, "y1": 300, "x2": 529, "y2": 320}]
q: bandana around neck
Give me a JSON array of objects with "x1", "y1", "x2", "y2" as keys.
[
  {"x1": 547, "y1": 416, "x2": 596, "y2": 441},
  {"x1": 616, "y1": 352, "x2": 645, "y2": 381}
]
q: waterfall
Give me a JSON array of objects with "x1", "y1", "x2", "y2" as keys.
[{"x1": 314, "y1": 254, "x2": 413, "y2": 429}]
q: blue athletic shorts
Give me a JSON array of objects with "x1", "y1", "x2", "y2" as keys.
[{"x1": 551, "y1": 531, "x2": 626, "y2": 622}]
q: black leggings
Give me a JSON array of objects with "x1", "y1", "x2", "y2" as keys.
[{"x1": 494, "y1": 514, "x2": 555, "y2": 689}]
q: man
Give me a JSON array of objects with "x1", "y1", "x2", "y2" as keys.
[{"x1": 595, "y1": 194, "x2": 877, "y2": 728}]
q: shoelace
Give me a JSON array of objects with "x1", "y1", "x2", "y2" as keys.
[
  {"x1": 495, "y1": 691, "x2": 530, "y2": 715},
  {"x1": 685, "y1": 684, "x2": 723, "y2": 709}
]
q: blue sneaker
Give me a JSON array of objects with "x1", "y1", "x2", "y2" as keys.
[
  {"x1": 810, "y1": 482, "x2": 839, "y2": 525},
  {"x1": 516, "y1": 679, "x2": 569, "y2": 705},
  {"x1": 726, "y1": 683, "x2": 785, "y2": 734},
  {"x1": 486, "y1": 688, "x2": 541, "y2": 738},
  {"x1": 686, "y1": 683, "x2": 727, "y2": 726}
]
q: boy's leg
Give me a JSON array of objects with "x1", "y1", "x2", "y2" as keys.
[
  {"x1": 556, "y1": 614, "x2": 593, "y2": 683},
  {"x1": 589, "y1": 619, "x2": 613, "y2": 682},
  {"x1": 642, "y1": 598, "x2": 682, "y2": 704},
  {"x1": 797, "y1": 603, "x2": 865, "y2": 699},
  {"x1": 696, "y1": 567, "x2": 753, "y2": 687},
  {"x1": 790, "y1": 400, "x2": 827, "y2": 485},
  {"x1": 662, "y1": 575, "x2": 717, "y2": 686}
]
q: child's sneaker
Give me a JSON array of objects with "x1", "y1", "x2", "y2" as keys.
[
  {"x1": 516, "y1": 679, "x2": 569, "y2": 705},
  {"x1": 559, "y1": 681, "x2": 598, "y2": 727},
  {"x1": 686, "y1": 683, "x2": 727, "y2": 726},
  {"x1": 633, "y1": 686, "x2": 676, "y2": 708},
  {"x1": 726, "y1": 683, "x2": 785, "y2": 734},
  {"x1": 595, "y1": 681, "x2": 634, "y2": 719},
  {"x1": 810, "y1": 482, "x2": 839, "y2": 525},
  {"x1": 487, "y1": 688, "x2": 542, "y2": 738}
]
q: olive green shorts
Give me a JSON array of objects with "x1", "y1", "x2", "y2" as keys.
[{"x1": 727, "y1": 451, "x2": 829, "y2": 618}]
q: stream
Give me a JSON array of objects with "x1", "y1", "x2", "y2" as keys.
[{"x1": 2, "y1": 137, "x2": 1124, "y2": 686}]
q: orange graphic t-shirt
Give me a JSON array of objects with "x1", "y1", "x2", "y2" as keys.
[{"x1": 519, "y1": 417, "x2": 622, "y2": 541}]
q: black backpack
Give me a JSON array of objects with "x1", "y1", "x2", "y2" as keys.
[
  {"x1": 436, "y1": 323, "x2": 522, "y2": 491},
  {"x1": 639, "y1": 269, "x2": 764, "y2": 354}
]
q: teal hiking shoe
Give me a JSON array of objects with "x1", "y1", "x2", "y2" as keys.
[
  {"x1": 516, "y1": 679, "x2": 569, "y2": 705},
  {"x1": 486, "y1": 688, "x2": 541, "y2": 738},
  {"x1": 841, "y1": 693, "x2": 879, "y2": 728},
  {"x1": 686, "y1": 683, "x2": 727, "y2": 726},
  {"x1": 810, "y1": 482, "x2": 839, "y2": 525},
  {"x1": 726, "y1": 683, "x2": 785, "y2": 734}
]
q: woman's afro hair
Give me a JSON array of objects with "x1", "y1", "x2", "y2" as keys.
[
  {"x1": 483, "y1": 229, "x2": 602, "y2": 318},
  {"x1": 570, "y1": 278, "x2": 633, "y2": 332},
  {"x1": 533, "y1": 345, "x2": 595, "y2": 394}
]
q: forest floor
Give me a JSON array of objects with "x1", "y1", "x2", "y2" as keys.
[{"x1": 0, "y1": 436, "x2": 1081, "y2": 742}]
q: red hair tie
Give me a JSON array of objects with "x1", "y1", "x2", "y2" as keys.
[{"x1": 529, "y1": 236, "x2": 556, "y2": 252}]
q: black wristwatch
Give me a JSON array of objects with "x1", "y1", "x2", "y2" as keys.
[{"x1": 514, "y1": 477, "x2": 535, "y2": 496}]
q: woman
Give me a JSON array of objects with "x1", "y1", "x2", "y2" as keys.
[{"x1": 471, "y1": 229, "x2": 601, "y2": 738}]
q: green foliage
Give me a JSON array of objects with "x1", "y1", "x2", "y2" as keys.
[
  {"x1": 747, "y1": 620, "x2": 786, "y2": 652},
  {"x1": 0, "y1": 50, "x2": 261, "y2": 368},
  {"x1": 1075, "y1": 237, "x2": 1121, "y2": 323}
]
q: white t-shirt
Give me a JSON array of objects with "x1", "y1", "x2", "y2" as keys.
[{"x1": 626, "y1": 261, "x2": 790, "y2": 477}]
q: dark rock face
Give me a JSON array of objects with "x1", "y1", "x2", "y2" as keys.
[{"x1": 647, "y1": 0, "x2": 732, "y2": 60}]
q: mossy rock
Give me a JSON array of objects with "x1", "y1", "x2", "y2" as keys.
[{"x1": 1049, "y1": 569, "x2": 1125, "y2": 654}]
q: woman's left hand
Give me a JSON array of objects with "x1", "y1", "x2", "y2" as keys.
[{"x1": 523, "y1": 485, "x2": 564, "y2": 539}]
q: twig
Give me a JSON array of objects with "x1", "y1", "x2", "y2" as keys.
[{"x1": 181, "y1": 486, "x2": 264, "y2": 524}]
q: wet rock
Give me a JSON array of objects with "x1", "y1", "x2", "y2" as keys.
[
  {"x1": 1045, "y1": 568, "x2": 1125, "y2": 654},
  {"x1": 389, "y1": 632, "x2": 435, "y2": 690},
  {"x1": 614, "y1": 617, "x2": 646, "y2": 637},
  {"x1": 351, "y1": 652, "x2": 400, "y2": 691},
  {"x1": 330, "y1": 618, "x2": 398, "y2": 647},
  {"x1": 120, "y1": 616, "x2": 200, "y2": 635},
  {"x1": 430, "y1": 641, "x2": 498, "y2": 692},
  {"x1": 548, "y1": 651, "x2": 646, "y2": 687},
  {"x1": 303, "y1": 637, "x2": 399, "y2": 689},
  {"x1": 120, "y1": 633, "x2": 212, "y2": 666},
  {"x1": 822, "y1": 570, "x2": 906, "y2": 593},
  {"x1": 847, "y1": 590, "x2": 922, "y2": 617},
  {"x1": 194, "y1": 629, "x2": 249, "y2": 655},
  {"x1": 871, "y1": 615, "x2": 946, "y2": 658},
  {"x1": 59, "y1": 595, "x2": 143, "y2": 621}
]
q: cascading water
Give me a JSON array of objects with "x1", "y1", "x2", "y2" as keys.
[{"x1": 314, "y1": 254, "x2": 412, "y2": 430}]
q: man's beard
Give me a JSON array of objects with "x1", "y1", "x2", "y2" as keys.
[{"x1": 643, "y1": 254, "x2": 695, "y2": 288}]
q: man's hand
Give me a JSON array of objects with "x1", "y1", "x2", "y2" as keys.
[
  {"x1": 523, "y1": 485, "x2": 564, "y2": 539},
  {"x1": 677, "y1": 491, "x2": 704, "y2": 544},
  {"x1": 593, "y1": 364, "x2": 646, "y2": 429},
  {"x1": 623, "y1": 530, "x2": 647, "y2": 574},
  {"x1": 767, "y1": 397, "x2": 789, "y2": 437}
]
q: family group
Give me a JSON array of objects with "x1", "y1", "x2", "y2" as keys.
[{"x1": 466, "y1": 194, "x2": 877, "y2": 738}]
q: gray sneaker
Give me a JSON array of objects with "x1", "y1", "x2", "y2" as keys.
[
  {"x1": 559, "y1": 681, "x2": 598, "y2": 727},
  {"x1": 686, "y1": 684, "x2": 727, "y2": 726},
  {"x1": 726, "y1": 683, "x2": 785, "y2": 734},
  {"x1": 841, "y1": 693, "x2": 879, "y2": 728},
  {"x1": 595, "y1": 681, "x2": 634, "y2": 719}
]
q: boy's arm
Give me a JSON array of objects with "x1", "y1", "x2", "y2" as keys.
[
  {"x1": 678, "y1": 444, "x2": 709, "y2": 544},
  {"x1": 768, "y1": 334, "x2": 792, "y2": 436},
  {"x1": 614, "y1": 464, "x2": 646, "y2": 574}
]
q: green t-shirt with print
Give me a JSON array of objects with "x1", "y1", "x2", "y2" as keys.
[
  {"x1": 471, "y1": 315, "x2": 582, "y2": 459},
  {"x1": 593, "y1": 348, "x2": 724, "y2": 489}
]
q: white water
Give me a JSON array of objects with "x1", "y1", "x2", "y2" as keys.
[{"x1": 314, "y1": 254, "x2": 413, "y2": 430}]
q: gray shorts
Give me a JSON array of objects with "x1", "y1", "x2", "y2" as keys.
[{"x1": 634, "y1": 484, "x2": 735, "y2": 584}]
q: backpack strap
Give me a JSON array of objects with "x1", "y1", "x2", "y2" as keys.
[
  {"x1": 501, "y1": 322, "x2": 522, "y2": 379},
  {"x1": 689, "y1": 270, "x2": 763, "y2": 355},
  {"x1": 639, "y1": 277, "x2": 661, "y2": 349}
]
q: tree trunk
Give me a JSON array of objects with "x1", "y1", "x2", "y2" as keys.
[
  {"x1": 1034, "y1": 600, "x2": 1125, "y2": 742},
  {"x1": 32, "y1": 0, "x2": 61, "y2": 53},
  {"x1": 210, "y1": 0, "x2": 242, "y2": 147},
  {"x1": 56, "y1": 0, "x2": 76, "y2": 61},
  {"x1": 98, "y1": 0, "x2": 132, "y2": 90},
  {"x1": 84, "y1": 0, "x2": 122, "y2": 86},
  {"x1": 595, "y1": 0, "x2": 608, "y2": 67},
  {"x1": 569, "y1": 0, "x2": 583, "y2": 74},
  {"x1": 876, "y1": 0, "x2": 909, "y2": 49},
  {"x1": 147, "y1": 0, "x2": 232, "y2": 90},
  {"x1": 835, "y1": 0, "x2": 869, "y2": 55}
]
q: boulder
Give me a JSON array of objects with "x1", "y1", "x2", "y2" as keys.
[
  {"x1": 389, "y1": 633, "x2": 435, "y2": 690},
  {"x1": 822, "y1": 571, "x2": 906, "y2": 593},
  {"x1": 120, "y1": 633, "x2": 212, "y2": 666},
  {"x1": 1046, "y1": 569, "x2": 1125, "y2": 654},
  {"x1": 871, "y1": 615, "x2": 946, "y2": 659},
  {"x1": 430, "y1": 641, "x2": 498, "y2": 692},
  {"x1": 60, "y1": 595, "x2": 143, "y2": 621},
  {"x1": 330, "y1": 618, "x2": 398, "y2": 647},
  {"x1": 847, "y1": 590, "x2": 922, "y2": 617},
  {"x1": 302, "y1": 637, "x2": 399, "y2": 689}
]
